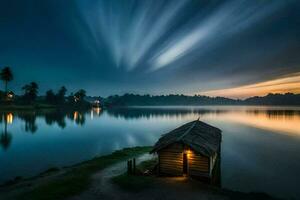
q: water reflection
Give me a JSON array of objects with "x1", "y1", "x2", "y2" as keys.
[
  {"x1": 91, "y1": 107, "x2": 102, "y2": 120},
  {"x1": 107, "y1": 106, "x2": 300, "y2": 119},
  {"x1": 0, "y1": 106, "x2": 299, "y2": 199},
  {"x1": 44, "y1": 111, "x2": 66, "y2": 129},
  {"x1": 107, "y1": 107, "x2": 300, "y2": 136},
  {"x1": 0, "y1": 107, "x2": 299, "y2": 151},
  {"x1": 70, "y1": 111, "x2": 86, "y2": 126},
  {"x1": 212, "y1": 111, "x2": 300, "y2": 136},
  {"x1": 0, "y1": 109, "x2": 98, "y2": 150},
  {"x1": 6, "y1": 113, "x2": 13, "y2": 124},
  {"x1": 18, "y1": 112, "x2": 38, "y2": 134},
  {"x1": 0, "y1": 113, "x2": 13, "y2": 151}
]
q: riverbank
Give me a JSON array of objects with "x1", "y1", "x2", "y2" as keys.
[
  {"x1": 0, "y1": 147, "x2": 152, "y2": 200},
  {"x1": 0, "y1": 146, "x2": 280, "y2": 200},
  {"x1": 111, "y1": 160, "x2": 279, "y2": 200}
]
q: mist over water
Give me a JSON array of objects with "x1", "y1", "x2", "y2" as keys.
[{"x1": 0, "y1": 106, "x2": 300, "y2": 199}]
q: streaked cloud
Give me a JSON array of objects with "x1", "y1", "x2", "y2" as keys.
[
  {"x1": 151, "y1": 0, "x2": 285, "y2": 70},
  {"x1": 80, "y1": 0, "x2": 286, "y2": 72},
  {"x1": 0, "y1": 0, "x2": 299, "y2": 96}
]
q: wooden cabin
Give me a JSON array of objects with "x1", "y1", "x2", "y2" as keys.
[{"x1": 151, "y1": 119, "x2": 222, "y2": 179}]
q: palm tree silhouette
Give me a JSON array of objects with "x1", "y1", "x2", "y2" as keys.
[{"x1": 0, "y1": 67, "x2": 13, "y2": 93}]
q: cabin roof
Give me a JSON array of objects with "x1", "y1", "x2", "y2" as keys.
[{"x1": 151, "y1": 119, "x2": 222, "y2": 157}]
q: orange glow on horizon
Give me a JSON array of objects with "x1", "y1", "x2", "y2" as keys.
[{"x1": 200, "y1": 73, "x2": 300, "y2": 99}]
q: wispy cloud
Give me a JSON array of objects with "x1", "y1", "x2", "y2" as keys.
[
  {"x1": 80, "y1": 0, "x2": 188, "y2": 70},
  {"x1": 150, "y1": 0, "x2": 285, "y2": 71}
]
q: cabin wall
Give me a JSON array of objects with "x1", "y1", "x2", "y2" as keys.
[
  {"x1": 188, "y1": 152, "x2": 210, "y2": 177},
  {"x1": 158, "y1": 144, "x2": 213, "y2": 178},
  {"x1": 158, "y1": 143, "x2": 183, "y2": 176}
]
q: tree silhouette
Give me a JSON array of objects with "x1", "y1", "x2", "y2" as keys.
[
  {"x1": 18, "y1": 113, "x2": 38, "y2": 133},
  {"x1": 22, "y1": 82, "x2": 39, "y2": 104},
  {"x1": 0, "y1": 67, "x2": 13, "y2": 93},
  {"x1": 57, "y1": 86, "x2": 67, "y2": 104},
  {"x1": 45, "y1": 90, "x2": 55, "y2": 104},
  {"x1": 74, "y1": 89, "x2": 86, "y2": 101}
]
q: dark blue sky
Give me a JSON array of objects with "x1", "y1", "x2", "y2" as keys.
[{"x1": 0, "y1": 0, "x2": 300, "y2": 97}]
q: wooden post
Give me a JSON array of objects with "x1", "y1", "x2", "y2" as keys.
[
  {"x1": 158, "y1": 153, "x2": 160, "y2": 175},
  {"x1": 129, "y1": 160, "x2": 132, "y2": 174},
  {"x1": 133, "y1": 158, "x2": 136, "y2": 174},
  {"x1": 127, "y1": 160, "x2": 130, "y2": 174}
]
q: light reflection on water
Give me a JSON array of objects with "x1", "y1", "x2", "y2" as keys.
[{"x1": 0, "y1": 106, "x2": 300, "y2": 199}]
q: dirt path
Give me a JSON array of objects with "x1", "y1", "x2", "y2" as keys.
[
  {"x1": 68, "y1": 153, "x2": 153, "y2": 200},
  {"x1": 68, "y1": 153, "x2": 232, "y2": 200},
  {"x1": 0, "y1": 147, "x2": 278, "y2": 200},
  {"x1": 1, "y1": 152, "x2": 273, "y2": 200}
]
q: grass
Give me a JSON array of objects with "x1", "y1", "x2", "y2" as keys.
[
  {"x1": 137, "y1": 159, "x2": 157, "y2": 172},
  {"x1": 15, "y1": 146, "x2": 152, "y2": 200},
  {"x1": 112, "y1": 158, "x2": 157, "y2": 192},
  {"x1": 38, "y1": 167, "x2": 60, "y2": 176},
  {"x1": 112, "y1": 174, "x2": 154, "y2": 192}
]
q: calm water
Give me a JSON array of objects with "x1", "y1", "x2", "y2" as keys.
[{"x1": 0, "y1": 106, "x2": 300, "y2": 199}]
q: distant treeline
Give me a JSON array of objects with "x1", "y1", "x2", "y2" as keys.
[{"x1": 101, "y1": 93, "x2": 300, "y2": 106}]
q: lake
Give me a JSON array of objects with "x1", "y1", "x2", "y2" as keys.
[{"x1": 0, "y1": 106, "x2": 300, "y2": 199}]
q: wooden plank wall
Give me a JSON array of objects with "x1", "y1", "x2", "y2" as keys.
[
  {"x1": 159, "y1": 143, "x2": 183, "y2": 176},
  {"x1": 188, "y1": 152, "x2": 209, "y2": 177}
]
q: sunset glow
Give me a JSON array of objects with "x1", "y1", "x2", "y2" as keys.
[{"x1": 201, "y1": 73, "x2": 300, "y2": 99}]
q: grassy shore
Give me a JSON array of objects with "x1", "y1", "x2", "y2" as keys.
[
  {"x1": 1, "y1": 146, "x2": 151, "y2": 200},
  {"x1": 1, "y1": 147, "x2": 280, "y2": 200},
  {"x1": 112, "y1": 159, "x2": 157, "y2": 192},
  {"x1": 112, "y1": 159, "x2": 280, "y2": 200}
]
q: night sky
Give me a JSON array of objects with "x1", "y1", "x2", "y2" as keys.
[{"x1": 0, "y1": 0, "x2": 300, "y2": 98}]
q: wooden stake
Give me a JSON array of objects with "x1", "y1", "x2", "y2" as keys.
[{"x1": 133, "y1": 158, "x2": 136, "y2": 174}]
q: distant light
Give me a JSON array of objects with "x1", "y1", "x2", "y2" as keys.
[
  {"x1": 74, "y1": 111, "x2": 79, "y2": 121},
  {"x1": 95, "y1": 107, "x2": 101, "y2": 115},
  {"x1": 6, "y1": 113, "x2": 13, "y2": 124}
]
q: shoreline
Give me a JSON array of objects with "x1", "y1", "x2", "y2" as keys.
[
  {"x1": 0, "y1": 146, "x2": 152, "y2": 200},
  {"x1": 0, "y1": 146, "x2": 280, "y2": 200},
  {"x1": 0, "y1": 104, "x2": 94, "y2": 112},
  {"x1": 0, "y1": 104, "x2": 57, "y2": 111}
]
